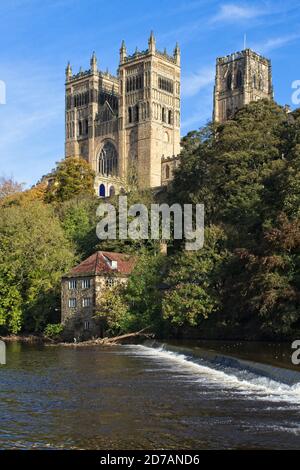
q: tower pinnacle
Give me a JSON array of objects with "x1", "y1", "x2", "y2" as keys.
[
  {"x1": 174, "y1": 42, "x2": 180, "y2": 65},
  {"x1": 90, "y1": 51, "x2": 98, "y2": 73},
  {"x1": 120, "y1": 40, "x2": 127, "y2": 64},
  {"x1": 148, "y1": 31, "x2": 156, "y2": 53},
  {"x1": 65, "y1": 61, "x2": 72, "y2": 81}
]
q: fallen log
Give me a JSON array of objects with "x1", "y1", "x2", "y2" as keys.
[
  {"x1": 49, "y1": 327, "x2": 154, "y2": 347},
  {"x1": 103, "y1": 327, "x2": 154, "y2": 344}
]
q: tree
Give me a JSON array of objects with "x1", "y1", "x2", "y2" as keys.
[
  {"x1": 171, "y1": 100, "x2": 288, "y2": 238},
  {"x1": 234, "y1": 214, "x2": 300, "y2": 336},
  {"x1": 57, "y1": 194, "x2": 99, "y2": 258},
  {"x1": 162, "y1": 226, "x2": 228, "y2": 327},
  {"x1": 0, "y1": 176, "x2": 24, "y2": 200},
  {"x1": 0, "y1": 201, "x2": 75, "y2": 333},
  {"x1": 124, "y1": 252, "x2": 167, "y2": 332},
  {"x1": 165, "y1": 99, "x2": 300, "y2": 338},
  {"x1": 45, "y1": 157, "x2": 95, "y2": 203},
  {"x1": 96, "y1": 284, "x2": 132, "y2": 334}
]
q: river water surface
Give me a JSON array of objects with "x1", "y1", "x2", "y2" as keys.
[{"x1": 1, "y1": 341, "x2": 300, "y2": 449}]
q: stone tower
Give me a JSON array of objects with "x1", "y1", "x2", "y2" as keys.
[
  {"x1": 118, "y1": 33, "x2": 181, "y2": 189},
  {"x1": 65, "y1": 33, "x2": 181, "y2": 196},
  {"x1": 213, "y1": 48, "x2": 273, "y2": 123}
]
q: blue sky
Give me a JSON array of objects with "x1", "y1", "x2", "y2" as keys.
[{"x1": 0, "y1": 0, "x2": 300, "y2": 187}]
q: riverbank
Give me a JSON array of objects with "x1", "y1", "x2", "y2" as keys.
[{"x1": 0, "y1": 334, "x2": 46, "y2": 343}]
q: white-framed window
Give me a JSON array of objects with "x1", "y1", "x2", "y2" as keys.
[
  {"x1": 82, "y1": 297, "x2": 92, "y2": 308},
  {"x1": 68, "y1": 279, "x2": 77, "y2": 290},
  {"x1": 68, "y1": 298, "x2": 76, "y2": 308},
  {"x1": 82, "y1": 279, "x2": 91, "y2": 289},
  {"x1": 105, "y1": 277, "x2": 116, "y2": 288},
  {"x1": 84, "y1": 320, "x2": 90, "y2": 331}
]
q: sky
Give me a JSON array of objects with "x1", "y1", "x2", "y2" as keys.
[{"x1": 0, "y1": 0, "x2": 300, "y2": 187}]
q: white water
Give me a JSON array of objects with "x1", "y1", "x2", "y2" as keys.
[{"x1": 127, "y1": 344, "x2": 300, "y2": 406}]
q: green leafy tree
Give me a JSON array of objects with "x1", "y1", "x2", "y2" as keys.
[
  {"x1": 45, "y1": 157, "x2": 95, "y2": 203},
  {"x1": 0, "y1": 201, "x2": 75, "y2": 333},
  {"x1": 162, "y1": 226, "x2": 228, "y2": 327},
  {"x1": 96, "y1": 284, "x2": 133, "y2": 334},
  {"x1": 0, "y1": 266, "x2": 22, "y2": 334},
  {"x1": 57, "y1": 194, "x2": 99, "y2": 258},
  {"x1": 123, "y1": 252, "x2": 168, "y2": 333}
]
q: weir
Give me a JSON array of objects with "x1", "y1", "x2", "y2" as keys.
[{"x1": 138, "y1": 341, "x2": 300, "y2": 404}]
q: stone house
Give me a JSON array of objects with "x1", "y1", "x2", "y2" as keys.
[{"x1": 61, "y1": 251, "x2": 136, "y2": 340}]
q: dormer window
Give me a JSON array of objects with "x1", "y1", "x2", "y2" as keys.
[{"x1": 103, "y1": 255, "x2": 118, "y2": 270}]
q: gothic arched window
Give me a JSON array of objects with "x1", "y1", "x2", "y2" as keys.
[
  {"x1": 98, "y1": 141, "x2": 118, "y2": 176},
  {"x1": 236, "y1": 70, "x2": 243, "y2": 88},
  {"x1": 99, "y1": 184, "x2": 106, "y2": 197},
  {"x1": 227, "y1": 72, "x2": 232, "y2": 90},
  {"x1": 165, "y1": 165, "x2": 170, "y2": 179},
  {"x1": 128, "y1": 107, "x2": 132, "y2": 123}
]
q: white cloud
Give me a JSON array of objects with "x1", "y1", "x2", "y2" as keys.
[
  {"x1": 211, "y1": 3, "x2": 266, "y2": 23},
  {"x1": 252, "y1": 33, "x2": 300, "y2": 54},
  {"x1": 182, "y1": 66, "x2": 215, "y2": 97}
]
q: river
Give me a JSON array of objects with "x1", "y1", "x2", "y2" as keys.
[{"x1": 1, "y1": 340, "x2": 300, "y2": 449}]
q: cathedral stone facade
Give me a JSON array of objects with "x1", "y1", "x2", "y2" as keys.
[
  {"x1": 213, "y1": 48, "x2": 273, "y2": 123},
  {"x1": 65, "y1": 33, "x2": 181, "y2": 196}
]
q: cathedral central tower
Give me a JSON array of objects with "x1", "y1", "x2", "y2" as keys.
[{"x1": 213, "y1": 48, "x2": 273, "y2": 123}]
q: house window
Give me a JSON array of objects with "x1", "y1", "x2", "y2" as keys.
[
  {"x1": 68, "y1": 298, "x2": 76, "y2": 308},
  {"x1": 82, "y1": 297, "x2": 92, "y2": 308},
  {"x1": 84, "y1": 320, "x2": 90, "y2": 331},
  {"x1": 82, "y1": 279, "x2": 91, "y2": 289},
  {"x1": 68, "y1": 280, "x2": 77, "y2": 289},
  {"x1": 105, "y1": 278, "x2": 116, "y2": 288}
]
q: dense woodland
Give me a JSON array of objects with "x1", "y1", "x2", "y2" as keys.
[{"x1": 0, "y1": 99, "x2": 299, "y2": 340}]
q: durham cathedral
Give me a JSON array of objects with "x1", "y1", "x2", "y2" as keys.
[{"x1": 64, "y1": 33, "x2": 273, "y2": 197}]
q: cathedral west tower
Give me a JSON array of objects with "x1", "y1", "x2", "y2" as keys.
[{"x1": 65, "y1": 33, "x2": 181, "y2": 196}]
